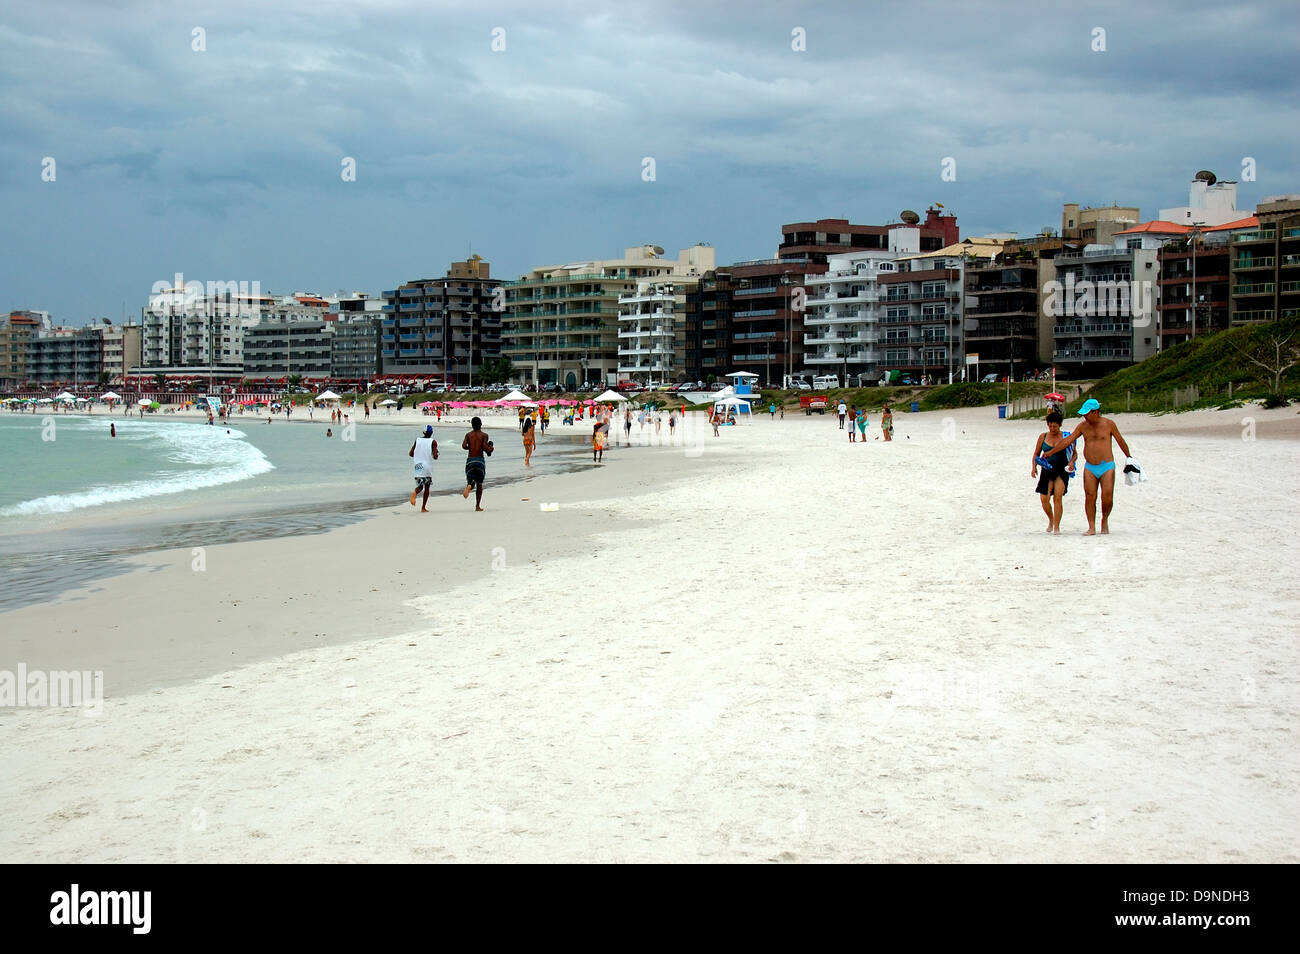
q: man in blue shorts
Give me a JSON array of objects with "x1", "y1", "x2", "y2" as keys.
[{"x1": 460, "y1": 416, "x2": 494, "y2": 512}]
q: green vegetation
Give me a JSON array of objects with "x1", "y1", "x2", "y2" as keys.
[{"x1": 1064, "y1": 313, "x2": 1300, "y2": 415}]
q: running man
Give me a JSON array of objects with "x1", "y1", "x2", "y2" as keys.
[
  {"x1": 461, "y1": 416, "x2": 494, "y2": 511},
  {"x1": 408, "y1": 424, "x2": 438, "y2": 512},
  {"x1": 1044, "y1": 399, "x2": 1133, "y2": 535}
]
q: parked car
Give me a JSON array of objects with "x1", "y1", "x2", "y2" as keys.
[{"x1": 981, "y1": 373, "x2": 998, "y2": 383}]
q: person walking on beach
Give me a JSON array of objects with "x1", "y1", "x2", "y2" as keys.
[
  {"x1": 460, "y1": 416, "x2": 493, "y2": 512},
  {"x1": 593, "y1": 419, "x2": 607, "y2": 462},
  {"x1": 521, "y1": 414, "x2": 536, "y2": 467},
  {"x1": 1039, "y1": 399, "x2": 1134, "y2": 535},
  {"x1": 838, "y1": 400, "x2": 847, "y2": 429},
  {"x1": 408, "y1": 424, "x2": 438, "y2": 511},
  {"x1": 848, "y1": 406, "x2": 857, "y2": 442},
  {"x1": 881, "y1": 403, "x2": 894, "y2": 441},
  {"x1": 669, "y1": 410, "x2": 678, "y2": 441},
  {"x1": 624, "y1": 408, "x2": 633, "y2": 445},
  {"x1": 857, "y1": 408, "x2": 868, "y2": 442},
  {"x1": 1031, "y1": 410, "x2": 1074, "y2": 534}
]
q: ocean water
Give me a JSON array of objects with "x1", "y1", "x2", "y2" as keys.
[{"x1": 0, "y1": 411, "x2": 591, "y2": 609}]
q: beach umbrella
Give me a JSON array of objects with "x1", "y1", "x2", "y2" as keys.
[
  {"x1": 594, "y1": 389, "x2": 629, "y2": 403},
  {"x1": 100, "y1": 391, "x2": 122, "y2": 401},
  {"x1": 148, "y1": 400, "x2": 160, "y2": 408},
  {"x1": 417, "y1": 401, "x2": 435, "y2": 408},
  {"x1": 54, "y1": 391, "x2": 77, "y2": 401},
  {"x1": 1045, "y1": 392, "x2": 1065, "y2": 402},
  {"x1": 379, "y1": 399, "x2": 398, "y2": 406},
  {"x1": 316, "y1": 389, "x2": 341, "y2": 400},
  {"x1": 497, "y1": 389, "x2": 530, "y2": 403}
]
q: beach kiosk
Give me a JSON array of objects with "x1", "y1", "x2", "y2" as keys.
[{"x1": 725, "y1": 371, "x2": 758, "y2": 396}]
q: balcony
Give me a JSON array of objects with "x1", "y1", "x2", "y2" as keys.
[
  {"x1": 1232, "y1": 310, "x2": 1275, "y2": 323},
  {"x1": 1232, "y1": 229, "x2": 1276, "y2": 243},
  {"x1": 1053, "y1": 348, "x2": 1132, "y2": 360},
  {"x1": 1053, "y1": 322, "x2": 1132, "y2": 336},
  {"x1": 1232, "y1": 283, "x2": 1274, "y2": 296},
  {"x1": 1234, "y1": 257, "x2": 1275, "y2": 269}
]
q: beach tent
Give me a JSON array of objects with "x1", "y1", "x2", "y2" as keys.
[
  {"x1": 100, "y1": 391, "x2": 122, "y2": 401},
  {"x1": 54, "y1": 391, "x2": 77, "y2": 401},
  {"x1": 379, "y1": 399, "x2": 398, "y2": 406},
  {"x1": 316, "y1": 389, "x2": 341, "y2": 401},
  {"x1": 594, "y1": 390, "x2": 629, "y2": 403},
  {"x1": 713, "y1": 394, "x2": 753, "y2": 422},
  {"x1": 497, "y1": 389, "x2": 530, "y2": 403}
]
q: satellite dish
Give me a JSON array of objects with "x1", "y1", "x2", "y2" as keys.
[
  {"x1": 900, "y1": 210, "x2": 920, "y2": 225},
  {"x1": 1194, "y1": 170, "x2": 1217, "y2": 185},
  {"x1": 652, "y1": 245, "x2": 665, "y2": 256}
]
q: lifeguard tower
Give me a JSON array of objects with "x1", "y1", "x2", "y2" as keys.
[{"x1": 725, "y1": 371, "x2": 758, "y2": 396}]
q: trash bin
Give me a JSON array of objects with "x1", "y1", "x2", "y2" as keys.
[
  {"x1": 909, "y1": 401, "x2": 919, "y2": 413},
  {"x1": 997, "y1": 404, "x2": 1007, "y2": 419}
]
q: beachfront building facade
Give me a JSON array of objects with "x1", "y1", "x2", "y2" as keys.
[
  {"x1": 778, "y1": 212, "x2": 958, "y2": 382},
  {"x1": 99, "y1": 324, "x2": 143, "y2": 385},
  {"x1": 1061, "y1": 202, "x2": 1141, "y2": 245},
  {"x1": 616, "y1": 277, "x2": 698, "y2": 387},
  {"x1": 1049, "y1": 238, "x2": 1162, "y2": 377},
  {"x1": 682, "y1": 269, "x2": 734, "y2": 383},
  {"x1": 329, "y1": 296, "x2": 384, "y2": 384},
  {"x1": 1229, "y1": 195, "x2": 1300, "y2": 327},
  {"x1": 877, "y1": 241, "x2": 998, "y2": 383},
  {"x1": 727, "y1": 258, "x2": 823, "y2": 386},
  {"x1": 502, "y1": 245, "x2": 714, "y2": 390},
  {"x1": 963, "y1": 249, "x2": 1044, "y2": 380},
  {"x1": 139, "y1": 284, "x2": 258, "y2": 377},
  {"x1": 241, "y1": 320, "x2": 333, "y2": 381},
  {"x1": 0, "y1": 312, "x2": 45, "y2": 388},
  {"x1": 23, "y1": 326, "x2": 104, "y2": 387},
  {"x1": 380, "y1": 256, "x2": 503, "y2": 387}
]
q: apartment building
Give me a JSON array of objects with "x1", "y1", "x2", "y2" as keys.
[
  {"x1": 682, "y1": 270, "x2": 734, "y2": 382},
  {"x1": 964, "y1": 247, "x2": 1044, "y2": 380},
  {"x1": 241, "y1": 320, "x2": 333, "y2": 379},
  {"x1": 1229, "y1": 195, "x2": 1300, "y2": 326},
  {"x1": 99, "y1": 324, "x2": 142, "y2": 385},
  {"x1": 24, "y1": 327, "x2": 103, "y2": 386},
  {"x1": 616, "y1": 277, "x2": 699, "y2": 386},
  {"x1": 1061, "y1": 203, "x2": 1141, "y2": 245},
  {"x1": 503, "y1": 245, "x2": 714, "y2": 389},
  {"x1": 380, "y1": 256, "x2": 503, "y2": 385},
  {"x1": 0, "y1": 312, "x2": 44, "y2": 388}
]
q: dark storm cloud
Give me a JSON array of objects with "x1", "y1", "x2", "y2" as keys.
[{"x1": 0, "y1": 0, "x2": 1296, "y2": 322}]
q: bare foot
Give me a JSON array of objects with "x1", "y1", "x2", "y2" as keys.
[
  {"x1": 461, "y1": 485, "x2": 471, "y2": 499},
  {"x1": 1083, "y1": 528, "x2": 1096, "y2": 536},
  {"x1": 475, "y1": 506, "x2": 484, "y2": 512},
  {"x1": 420, "y1": 507, "x2": 429, "y2": 513},
  {"x1": 1100, "y1": 521, "x2": 1109, "y2": 534},
  {"x1": 409, "y1": 491, "x2": 417, "y2": 506},
  {"x1": 1052, "y1": 526, "x2": 1061, "y2": 534}
]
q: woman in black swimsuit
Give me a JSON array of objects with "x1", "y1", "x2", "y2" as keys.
[{"x1": 1031, "y1": 410, "x2": 1074, "y2": 534}]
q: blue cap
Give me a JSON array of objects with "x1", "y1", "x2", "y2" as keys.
[
  {"x1": 1078, "y1": 398, "x2": 1100, "y2": 415},
  {"x1": 423, "y1": 425, "x2": 433, "y2": 436}
]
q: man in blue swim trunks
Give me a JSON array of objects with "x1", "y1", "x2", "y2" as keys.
[
  {"x1": 1045, "y1": 399, "x2": 1133, "y2": 535},
  {"x1": 460, "y1": 416, "x2": 494, "y2": 512}
]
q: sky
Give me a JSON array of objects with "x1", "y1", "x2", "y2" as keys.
[{"x1": 2, "y1": 0, "x2": 1298, "y2": 325}]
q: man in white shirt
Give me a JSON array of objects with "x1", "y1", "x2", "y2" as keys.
[
  {"x1": 408, "y1": 424, "x2": 439, "y2": 512},
  {"x1": 837, "y1": 400, "x2": 847, "y2": 429}
]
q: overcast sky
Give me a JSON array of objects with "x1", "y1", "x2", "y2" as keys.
[{"x1": 2, "y1": 0, "x2": 1297, "y2": 324}]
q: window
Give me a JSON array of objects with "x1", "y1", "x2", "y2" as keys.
[{"x1": 1127, "y1": 238, "x2": 1141, "y2": 250}]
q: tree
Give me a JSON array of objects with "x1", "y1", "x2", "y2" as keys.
[
  {"x1": 475, "y1": 357, "x2": 515, "y2": 386},
  {"x1": 1229, "y1": 314, "x2": 1300, "y2": 404},
  {"x1": 98, "y1": 372, "x2": 110, "y2": 387},
  {"x1": 152, "y1": 372, "x2": 166, "y2": 390}
]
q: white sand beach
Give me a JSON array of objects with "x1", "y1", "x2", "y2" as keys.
[{"x1": 1, "y1": 404, "x2": 1298, "y2": 862}]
